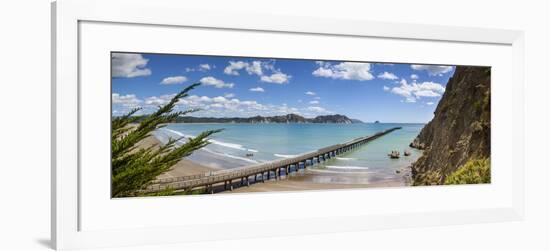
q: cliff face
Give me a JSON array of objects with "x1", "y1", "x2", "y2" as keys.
[{"x1": 410, "y1": 66, "x2": 491, "y2": 185}]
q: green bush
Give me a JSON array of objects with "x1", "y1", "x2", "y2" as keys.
[{"x1": 444, "y1": 158, "x2": 490, "y2": 185}]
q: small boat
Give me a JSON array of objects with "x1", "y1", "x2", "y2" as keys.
[
  {"x1": 404, "y1": 150, "x2": 411, "y2": 156},
  {"x1": 245, "y1": 153, "x2": 254, "y2": 157},
  {"x1": 388, "y1": 150, "x2": 400, "y2": 159}
]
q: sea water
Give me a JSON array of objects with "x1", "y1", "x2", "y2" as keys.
[{"x1": 153, "y1": 123, "x2": 424, "y2": 185}]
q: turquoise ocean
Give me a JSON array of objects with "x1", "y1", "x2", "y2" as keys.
[{"x1": 153, "y1": 123, "x2": 424, "y2": 186}]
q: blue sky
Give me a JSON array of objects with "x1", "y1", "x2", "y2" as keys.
[{"x1": 112, "y1": 52, "x2": 455, "y2": 123}]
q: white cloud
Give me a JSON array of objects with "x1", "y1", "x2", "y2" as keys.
[
  {"x1": 414, "y1": 90, "x2": 442, "y2": 97},
  {"x1": 144, "y1": 97, "x2": 165, "y2": 106},
  {"x1": 144, "y1": 94, "x2": 175, "y2": 106},
  {"x1": 223, "y1": 61, "x2": 250, "y2": 76},
  {"x1": 314, "y1": 96, "x2": 321, "y2": 100},
  {"x1": 186, "y1": 64, "x2": 212, "y2": 72},
  {"x1": 177, "y1": 95, "x2": 268, "y2": 114},
  {"x1": 426, "y1": 102, "x2": 435, "y2": 105},
  {"x1": 390, "y1": 79, "x2": 446, "y2": 103},
  {"x1": 411, "y1": 64, "x2": 454, "y2": 76},
  {"x1": 112, "y1": 93, "x2": 141, "y2": 107},
  {"x1": 168, "y1": 92, "x2": 328, "y2": 117},
  {"x1": 305, "y1": 91, "x2": 316, "y2": 96},
  {"x1": 124, "y1": 91, "x2": 337, "y2": 118},
  {"x1": 246, "y1": 61, "x2": 263, "y2": 76},
  {"x1": 377, "y1": 71, "x2": 398, "y2": 80},
  {"x1": 199, "y1": 64, "x2": 211, "y2": 71},
  {"x1": 249, "y1": 87, "x2": 265, "y2": 92},
  {"x1": 224, "y1": 60, "x2": 291, "y2": 84},
  {"x1": 177, "y1": 95, "x2": 212, "y2": 108},
  {"x1": 112, "y1": 53, "x2": 151, "y2": 78},
  {"x1": 312, "y1": 62, "x2": 374, "y2": 81},
  {"x1": 224, "y1": 93, "x2": 235, "y2": 98},
  {"x1": 306, "y1": 106, "x2": 329, "y2": 113},
  {"x1": 260, "y1": 72, "x2": 291, "y2": 84},
  {"x1": 312, "y1": 67, "x2": 333, "y2": 78},
  {"x1": 410, "y1": 74, "x2": 419, "y2": 80},
  {"x1": 212, "y1": 96, "x2": 227, "y2": 103},
  {"x1": 309, "y1": 100, "x2": 320, "y2": 105},
  {"x1": 383, "y1": 86, "x2": 390, "y2": 91},
  {"x1": 272, "y1": 103, "x2": 301, "y2": 115},
  {"x1": 118, "y1": 91, "x2": 325, "y2": 117},
  {"x1": 199, "y1": 76, "x2": 234, "y2": 88},
  {"x1": 160, "y1": 76, "x2": 187, "y2": 85}
]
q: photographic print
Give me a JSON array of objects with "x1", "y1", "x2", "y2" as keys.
[{"x1": 111, "y1": 52, "x2": 490, "y2": 198}]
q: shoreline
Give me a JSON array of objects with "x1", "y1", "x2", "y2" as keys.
[
  {"x1": 220, "y1": 171, "x2": 409, "y2": 194},
  {"x1": 135, "y1": 134, "x2": 220, "y2": 179}
]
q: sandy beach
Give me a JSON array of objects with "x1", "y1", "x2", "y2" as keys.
[
  {"x1": 136, "y1": 134, "x2": 220, "y2": 179},
  {"x1": 218, "y1": 167, "x2": 410, "y2": 194},
  {"x1": 221, "y1": 175, "x2": 407, "y2": 194}
]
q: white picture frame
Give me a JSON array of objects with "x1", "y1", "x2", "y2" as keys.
[{"x1": 52, "y1": 0, "x2": 525, "y2": 250}]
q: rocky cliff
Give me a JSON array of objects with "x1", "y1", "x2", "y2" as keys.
[{"x1": 410, "y1": 66, "x2": 491, "y2": 185}]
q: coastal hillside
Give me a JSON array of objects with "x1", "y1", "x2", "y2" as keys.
[
  {"x1": 410, "y1": 66, "x2": 491, "y2": 185},
  {"x1": 172, "y1": 114, "x2": 362, "y2": 124}
]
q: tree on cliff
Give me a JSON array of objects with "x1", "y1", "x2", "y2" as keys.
[{"x1": 111, "y1": 83, "x2": 221, "y2": 197}]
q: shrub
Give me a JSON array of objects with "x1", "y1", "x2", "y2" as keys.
[{"x1": 444, "y1": 158, "x2": 490, "y2": 185}]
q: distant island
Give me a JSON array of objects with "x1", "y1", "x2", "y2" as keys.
[{"x1": 168, "y1": 113, "x2": 363, "y2": 124}]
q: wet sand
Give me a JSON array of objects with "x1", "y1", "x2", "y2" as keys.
[{"x1": 220, "y1": 169, "x2": 409, "y2": 194}]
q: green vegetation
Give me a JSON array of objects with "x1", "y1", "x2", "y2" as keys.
[
  {"x1": 444, "y1": 158, "x2": 490, "y2": 185},
  {"x1": 111, "y1": 83, "x2": 221, "y2": 198}
]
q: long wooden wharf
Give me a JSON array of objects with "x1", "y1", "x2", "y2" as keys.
[{"x1": 145, "y1": 127, "x2": 401, "y2": 194}]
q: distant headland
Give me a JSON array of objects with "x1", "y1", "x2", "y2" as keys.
[{"x1": 173, "y1": 113, "x2": 362, "y2": 124}]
